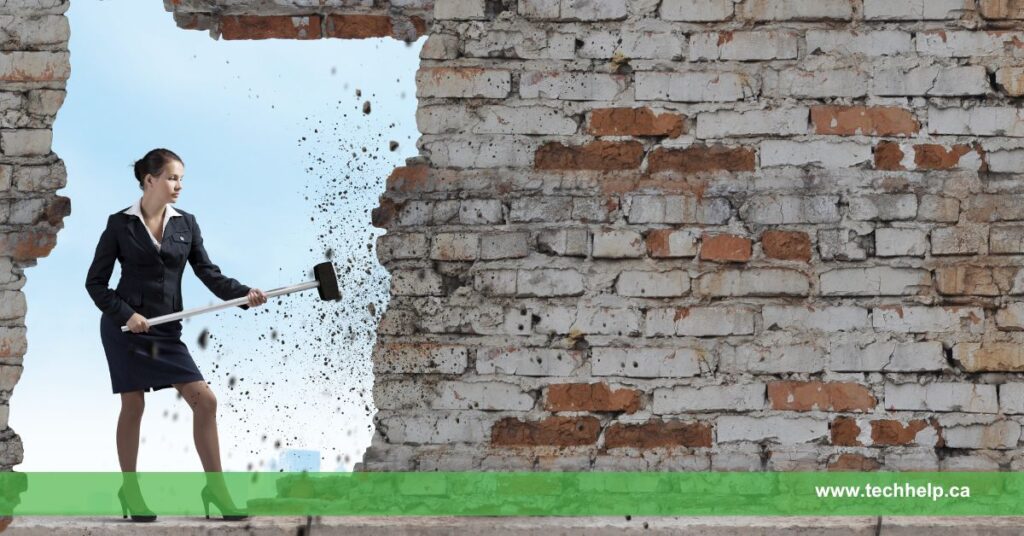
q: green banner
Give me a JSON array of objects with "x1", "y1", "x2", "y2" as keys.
[{"x1": 0, "y1": 472, "x2": 1022, "y2": 516}]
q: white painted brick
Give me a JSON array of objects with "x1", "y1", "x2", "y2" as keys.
[
  {"x1": 717, "y1": 415, "x2": 829, "y2": 444},
  {"x1": 817, "y1": 228, "x2": 868, "y2": 261},
  {"x1": 510, "y1": 197, "x2": 572, "y2": 222},
  {"x1": 762, "y1": 305, "x2": 869, "y2": 332},
  {"x1": 1000, "y1": 383, "x2": 1024, "y2": 414},
  {"x1": 420, "y1": 34, "x2": 460, "y2": 60},
  {"x1": 480, "y1": 232, "x2": 529, "y2": 260},
  {"x1": 872, "y1": 66, "x2": 987, "y2": 97},
  {"x1": 759, "y1": 140, "x2": 872, "y2": 168},
  {"x1": 722, "y1": 343, "x2": 824, "y2": 373},
  {"x1": 872, "y1": 306, "x2": 985, "y2": 334},
  {"x1": 592, "y1": 230, "x2": 644, "y2": 258},
  {"x1": 917, "y1": 30, "x2": 1022, "y2": 57},
  {"x1": 695, "y1": 108, "x2": 807, "y2": 139},
  {"x1": 474, "y1": 270, "x2": 517, "y2": 296},
  {"x1": 884, "y1": 383, "x2": 998, "y2": 413},
  {"x1": 463, "y1": 30, "x2": 575, "y2": 60},
  {"x1": 988, "y1": 149, "x2": 1024, "y2": 174},
  {"x1": 931, "y1": 226, "x2": 986, "y2": 255},
  {"x1": 430, "y1": 233, "x2": 480, "y2": 260},
  {"x1": 864, "y1": 0, "x2": 967, "y2": 19},
  {"x1": 0, "y1": 15, "x2": 68, "y2": 48},
  {"x1": 918, "y1": 195, "x2": 959, "y2": 222},
  {"x1": 416, "y1": 67, "x2": 511, "y2": 98},
  {"x1": 875, "y1": 228, "x2": 929, "y2": 257},
  {"x1": 0, "y1": 51, "x2": 69, "y2": 83},
  {"x1": 830, "y1": 340, "x2": 947, "y2": 372},
  {"x1": 627, "y1": 195, "x2": 731, "y2": 224},
  {"x1": 537, "y1": 228, "x2": 589, "y2": 256},
  {"x1": 660, "y1": 0, "x2": 734, "y2": 21},
  {"x1": 390, "y1": 268, "x2": 445, "y2": 296},
  {"x1": 432, "y1": 381, "x2": 534, "y2": 410},
  {"x1": 941, "y1": 419, "x2": 1020, "y2": 449},
  {"x1": 373, "y1": 344, "x2": 468, "y2": 374},
  {"x1": 416, "y1": 105, "x2": 474, "y2": 134},
  {"x1": 820, "y1": 267, "x2": 931, "y2": 296},
  {"x1": 380, "y1": 412, "x2": 490, "y2": 444},
  {"x1": 806, "y1": 30, "x2": 912, "y2": 56},
  {"x1": 848, "y1": 194, "x2": 917, "y2": 221},
  {"x1": 376, "y1": 233, "x2": 428, "y2": 262},
  {"x1": 535, "y1": 306, "x2": 642, "y2": 336},
  {"x1": 653, "y1": 384, "x2": 765, "y2": 413},
  {"x1": 475, "y1": 105, "x2": 578, "y2": 135},
  {"x1": 422, "y1": 137, "x2": 535, "y2": 168},
  {"x1": 929, "y1": 107, "x2": 1024, "y2": 137},
  {"x1": 695, "y1": 268, "x2": 810, "y2": 297},
  {"x1": 592, "y1": 347, "x2": 705, "y2": 378},
  {"x1": 476, "y1": 347, "x2": 583, "y2": 376},
  {"x1": 689, "y1": 31, "x2": 798, "y2": 61},
  {"x1": 635, "y1": 71, "x2": 760, "y2": 102},
  {"x1": 768, "y1": 69, "x2": 867, "y2": 98},
  {"x1": 516, "y1": 269, "x2": 584, "y2": 297},
  {"x1": 519, "y1": 0, "x2": 628, "y2": 20},
  {"x1": 434, "y1": 0, "x2": 486, "y2": 19},
  {"x1": 520, "y1": 71, "x2": 627, "y2": 100},
  {"x1": 615, "y1": 270, "x2": 689, "y2": 297},
  {"x1": 579, "y1": 31, "x2": 685, "y2": 60},
  {"x1": 740, "y1": 195, "x2": 841, "y2": 224},
  {"x1": 645, "y1": 307, "x2": 756, "y2": 337}
]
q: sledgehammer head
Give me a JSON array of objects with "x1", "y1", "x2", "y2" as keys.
[{"x1": 314, "y1": 262, "x2": 342, "y2": 301}]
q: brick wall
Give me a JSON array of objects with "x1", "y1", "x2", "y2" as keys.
[
  {"x1": 0, "y1": 0, "x2": 71, "y2": 470},
  {"x1": 7, "y1": 0, "x2": 1024, "y2": 472}
]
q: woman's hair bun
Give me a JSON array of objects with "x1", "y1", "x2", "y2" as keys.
[{"x1": 133, "y1": 148, "x2": 183, "y2": 189}]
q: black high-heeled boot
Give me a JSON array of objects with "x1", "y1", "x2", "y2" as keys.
[
  {"x1": 200, "y1": 485, "x2": 248, "y2": 521},
  {"x1": 117, "y1": 485, "x2": 157, "y2": 522}
]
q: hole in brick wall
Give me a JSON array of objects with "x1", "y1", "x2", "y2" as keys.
[{"x1": 10, "y1": 2, "x2": 421, "y2": 471}]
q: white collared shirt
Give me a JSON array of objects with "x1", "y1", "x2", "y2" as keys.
[{"x1": 123, "y1": 198, "x2": 181, "y2": 252}]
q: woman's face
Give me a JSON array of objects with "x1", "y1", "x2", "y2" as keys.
[{"x1": 144, "y1": 160, "x2": 183, "y2": 204}]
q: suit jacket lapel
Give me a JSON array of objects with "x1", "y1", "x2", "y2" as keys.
[{"x1": 125, "y1": 215, "x2": 161, "y2": 259}]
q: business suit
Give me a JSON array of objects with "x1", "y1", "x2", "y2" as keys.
[{"x1": 86, "y1": 205, "x2": 250, "y2": 393}]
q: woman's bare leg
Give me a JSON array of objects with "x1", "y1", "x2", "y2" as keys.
[
  {"x1": 173, "y1": 380, "x2": 240, "y2": 511},
  {"x1": 117, "y1": 391, "x2": 152, "y2": 512},
  {"x1": 172, "y1": 380, "x2": 221, "y2": 471},
  {"x1": 117, "y1": 391, "x2": 145, "y2": 472}
]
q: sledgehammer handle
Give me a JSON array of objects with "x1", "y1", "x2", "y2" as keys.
[{"x1": 120, "y1": 280, "x2": 320, "y2": 333}]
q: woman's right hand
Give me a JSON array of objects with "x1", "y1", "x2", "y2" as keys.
[{"x1": 126, "y1": 313, "x2": 150, "y2": 333}]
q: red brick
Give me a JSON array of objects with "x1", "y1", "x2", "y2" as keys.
[
  {"x1": 587, "y1": 108, "x2": 685, "y2": 138},
  {"x1": 0, "y1": 231, "x2": 57, "y2": 261},
  {"x1": 220, "y1": 16, "x2": 322, "y2": 40},
  {"x1": 811, "y1": 106, "x2": 919, "y2": 136},
  {"x1": 535, "y1": 141, "x2": 645, "y2": 171},
  {"x1": 325, "y1": 15, "x2": 393, "y2": 39},
  {"x1": 604, "y1": 420, "x2": 712, "y2": 449},
  {"x1": 410, "y1": 17, "x2": 428, "y2": 38},
  {"x1": 768, "y1": 381, "x2": 876, "y2": 412},
  {"x1": 546, "y1": 383, "x2": 641, "y2": 414},
  {"x1": 45, "y1": 196, "x2": 71, "y2": 226},
  {"x1": 913, "y1": 143, "x2": 976, "y2": 170},
  {"x1": 761, "y1": 230, "x2": 811, "y2": 262},
  {"x1": 491, "y1": 416, "x2": 600, "y2": 447},
  {"x1": 646, "y1": 229, "x2": 672, "y2": 258},
  {"x1": 647, "y1": 145, "x2": 755, "y2": 174},
  {"x1": 874, "y1": 141, "x2": 905, "y2": 170},
  {"x1": 371, "y1": 198, "x2": 401, "y2": 229},
  {"x1": 980, "y1": 0, "x2": 1024, "y2": 18},
  {"x1": 827, "y1": 453, "x2": 880, "y2": 472},
  {"x1": 699, "y1": 233, "x2": 752, "y2": 262},
  {"x1": 830, "y1": 416, "x2": 862, "y2": 446},
  {"x1": 871, "y1": 419, "x2": 941, "y2": 447},
  {"x1": 386, "y1": 165, "x2": 430, "y2": 193}
]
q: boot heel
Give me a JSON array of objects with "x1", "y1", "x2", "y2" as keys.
[
  {"x1": 117, "y1": 488, "x2": 128, "y2": 519},
  {"x1": 201, "y1": 487, "x2": 211, "y2": 519}
]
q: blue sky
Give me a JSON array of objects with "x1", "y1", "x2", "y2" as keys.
[{"x1": 10, "y1": 1, "x2": 421, "y2": 471}]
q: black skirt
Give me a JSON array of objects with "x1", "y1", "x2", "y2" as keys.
[{"x1": 99, "y1": 314, "x2": 204, "y2": 394}]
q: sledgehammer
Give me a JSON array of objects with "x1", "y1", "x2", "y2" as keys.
[{"x1": 121, "y1": 261, "x2": 341, "y2": 332}]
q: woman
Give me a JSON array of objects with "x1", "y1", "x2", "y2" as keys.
[{"x1": 85, "y1": 148, "x2": 268, "y2": 522}]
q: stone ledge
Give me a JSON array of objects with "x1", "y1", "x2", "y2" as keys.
[{"x1": 8, "y1": 516, "x2": 1024, "y2": 535}]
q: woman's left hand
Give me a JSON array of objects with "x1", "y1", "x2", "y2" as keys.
[{"x1": 247, "y1": 288, "x2": 268, "y2": 307}]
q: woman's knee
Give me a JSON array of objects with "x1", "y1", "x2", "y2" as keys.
[
  {"x1": 182, "y1": 384, "x2": 216, "y2": 415},
  {"x1": 119, "y1": 392, "x2": 145, "y2": 418}
]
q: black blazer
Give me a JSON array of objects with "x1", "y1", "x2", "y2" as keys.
[{"x1": 85, "y1": 207, "x2": 250, "y2": 327}]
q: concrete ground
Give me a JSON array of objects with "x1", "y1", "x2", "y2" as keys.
[{"x1": 4, "y1": 516, "x2": 1024, "y2": 534}]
